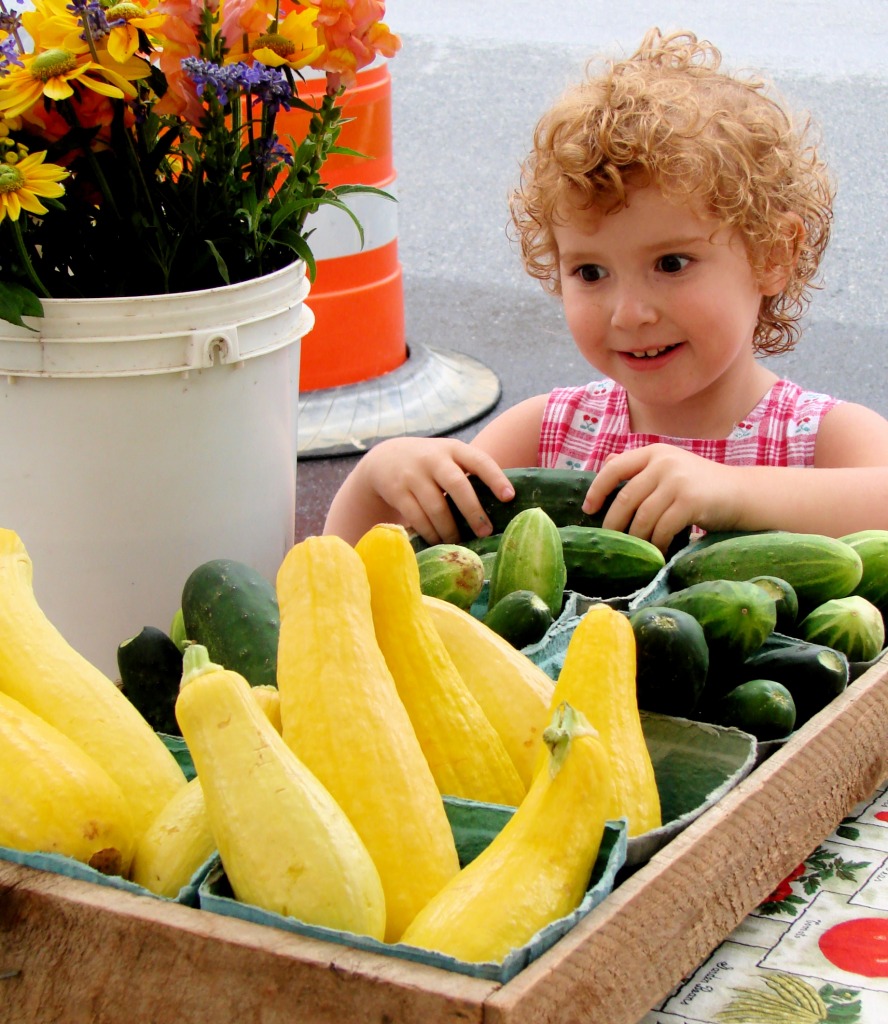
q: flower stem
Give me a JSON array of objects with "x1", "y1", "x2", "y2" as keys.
[{"x1": 10, "y1": 219, "x2": 50, "y2": 298}]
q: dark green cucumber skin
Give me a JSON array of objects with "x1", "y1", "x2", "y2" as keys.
[
  {"x1": 457, "y1": 524, "x2": 665, "y2": 598},
  {"x1": 740, "y1": 640, "x2": 849, "y2": 727},
  {"x1": 559, "y1": 526, "x2": 664, "y2": 598},
  {"x1": 117, "y1": 626, "x2": 184, "y2": 735},
  {"x1": 629, "y1": 606, "x2": 709, "y2": 718},
  {"x1": 481, "y1": 589, "x2": 554, "y2": 649},
  {"x1": 657, "y1": 579, "x2": 777, "y2": 667},
  {"x1": 714, "y1": 679, "x2": 797, "y2": 741},
  {"x1": 669, "y1": 531, "x2": 863, "y2": 605},
  {"x1": 434, "y1": 467, "x2": 691, "y2": 559},
  {"x1": 181, "y1": 559, "x2": 279, "y2": 688},
  {"x1": 747, "y1": 575, "x2": 799, "y2": 633}
]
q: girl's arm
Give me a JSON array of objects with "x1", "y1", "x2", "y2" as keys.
[
  {"x1": 322, "y1": 395, "x2": 548, "y2": 545},
  {"x1": 582, "y1": 403, "x2": 888, "y2": 551}
]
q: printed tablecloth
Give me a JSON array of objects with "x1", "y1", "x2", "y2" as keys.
[{"x1": 641, "y1": 776, "x2": 888, "y2": 1023}]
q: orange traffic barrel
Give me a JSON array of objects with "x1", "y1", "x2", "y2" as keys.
[{"x1": 278, "y1": 61, "x2": 406, "y2": 391}]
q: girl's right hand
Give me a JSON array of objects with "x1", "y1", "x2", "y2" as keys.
[{"x1": 323, "y1": 436, "x2": 515, "y2": 546}]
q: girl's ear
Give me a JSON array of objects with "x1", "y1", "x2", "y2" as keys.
[{"x1": 759, "y1": 213, "x2": 806, "y2": 296}]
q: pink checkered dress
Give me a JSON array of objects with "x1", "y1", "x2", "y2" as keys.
[{"x1": 538, "y1": 378, "x2": 841, "y2": 471}]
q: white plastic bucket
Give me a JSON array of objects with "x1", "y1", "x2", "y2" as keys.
[{"x1": 0, "y1": 261, "x2": 313, "y2": 677}]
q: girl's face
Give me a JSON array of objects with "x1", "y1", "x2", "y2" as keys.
[{"x1": 554, "y1": 185, "x2": 784, "y2": 434}]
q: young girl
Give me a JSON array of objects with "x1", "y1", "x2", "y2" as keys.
[{"x1": 324, "y1": 29, "x2": 888, "y2": 552}]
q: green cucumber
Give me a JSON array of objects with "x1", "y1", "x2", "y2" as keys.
[
  {"x1": 481, "y1": 589, "x2": 554, "y2": 649},
  {"x1": 181, "y1": 558, "x2": 280, "y2": 687},
  {"x1": 443, "y1": 467, "x2": 692, "y2": 557},
  {"x1": 742, "y1": 639, "x2": 848, "y2": 727},
  {"x1": 714, "y1": 678, "x2": 796, "y2": 741},
  {"x1": 747, "y1": 575, "x2": 799, "y2": 633},
  {"x1": 558, "y1": 525, "x2": 665, "y2": 598},
  {"x1": 798, "y1": 595, "x2": 885, "y2": 663},
  {"x1": 416, "y1": 544, "x2": 485, "y2": 611},
  {"x1": 458, "y1": 524, "x2": 665, "y2": 598},
  {"x1": 488, "y1": 507, "x2": 566, "y2": 616},
  {"x1": 841, "y1": 530, "x2": 888, "y2": 613},
  {"x1": 657, "y1": 579, "x2": 777, "y2": 664},
  {"x1": 669, "y1": 531, "x2": 863, "y2": 605},
  {"x1": 628, "y1": 606, "x2": 709, "y2": 717},
  {"x1": 117, "y1": 626, "x2": 184, "y2": 735}
]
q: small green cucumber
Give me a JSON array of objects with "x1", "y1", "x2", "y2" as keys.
[
  {"x1": 481, "y1": 589, "x2": 554, "y2": 649},
  {"x1": 181, "y1": 558, "x2": 279, "y2": 687},
  {"x1": 488, "y1": 507, "x2": 566, "y2": 616},
  {"x1": 416, "y1": 544, "x2": 485, "y2": 611},
  {"x1": 629, "y1": 606, "x2": 709, "y2": 717},
  {"x1": 742, "y1": 639, "x2": 848, "y2": 727},
  {"x1": 714, "y1": 678, "x2": 797, "y2": 741}
]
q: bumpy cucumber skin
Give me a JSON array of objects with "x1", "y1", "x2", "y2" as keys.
[
  {"x1": 559, "y1": 526, "x2": 664, "y2": 598},
  {"x1": 437, "y1": 467, "x2": 692, "y2": 558},
  {"x1": 416, "y1": 544, "x2": 485, "y2": 611},
  {"x1": 488, "y1": 507, "x2": 566, "y2": 617},
  {"x1": 657, "y1": 579, "x2": 777, "y2": 665},
  {"x1": 669, "y1": 531, "x2": 863, "y2": 605},
  {"x1": 181, "y1": 559, "x2": 279, "y2": 688}
]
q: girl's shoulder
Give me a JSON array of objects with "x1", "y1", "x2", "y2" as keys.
[{"x1": 739, "y1": 378, "x2": 841, "y2": 434}]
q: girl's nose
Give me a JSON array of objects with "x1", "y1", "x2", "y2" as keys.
[{"x1": 610, "y1": 286, "x2": 658, "y2": 330}]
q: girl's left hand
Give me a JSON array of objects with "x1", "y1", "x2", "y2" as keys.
[{"x1": 582, "y1": 444, "x2": 741, "y2": 552}]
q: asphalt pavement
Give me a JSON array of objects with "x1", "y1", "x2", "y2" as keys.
[{"x1": 294, "y1": 1, "x2": 888, "y2": 542}]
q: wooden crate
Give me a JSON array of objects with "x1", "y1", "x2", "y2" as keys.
[{"x1": 3, "y1": 658, "x2": 888, "y2": 1024}]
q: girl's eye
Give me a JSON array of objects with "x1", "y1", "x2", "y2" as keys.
[
  {"x1": 657, "y1": 254, "x2": 691, "y2": 274},
  {"x1": 577, "y1": 264, "x2": 607, "y2": 282}
]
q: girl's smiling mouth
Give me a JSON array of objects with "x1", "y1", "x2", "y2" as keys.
[{"x1": 624, "y1": 343, "x2": 682, "y2": 360}]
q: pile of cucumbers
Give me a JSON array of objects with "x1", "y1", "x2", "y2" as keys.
[{"x1": 415, "y1": 468, "x2": 888, "y2": 744}]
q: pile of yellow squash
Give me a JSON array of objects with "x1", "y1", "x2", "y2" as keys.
[{"x1": 0, "y1": 522, "x2": 661, "y2": 965}]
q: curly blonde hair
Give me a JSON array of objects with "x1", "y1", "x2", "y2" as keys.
[{"x1": 509, "y1": 29, "x2": 834, "y2": 354}]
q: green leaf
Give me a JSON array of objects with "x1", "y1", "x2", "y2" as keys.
[
  {"x1": 0, "y1": 282, "x2": 44, "y2": 330},
  {"x1": 204, "y1": 241, "x2": 230, "y2": 285}
]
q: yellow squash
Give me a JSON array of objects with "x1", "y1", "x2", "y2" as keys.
[
  {"x1": 422, "y1": 594, "x2": 554, "y2": 788},
  {"x1": 400, "y1": 702, "x2": 611, "y2": 964},
  {"x1": 129, "y1": 776, "x2": 214, "y2": 897},
  {"x1": 0, "y1": 529, "x2": 186, "y2": 837},
  {"x1": 175, "y1": 645, "x2": 386, "y2": 938},
  {"x1": 131, "y1": 684, "x2": 285, "y2": 899},
  {"x1": 276, "y1": 535, "x2": 459, "y2": 942},
  {"x1": 355, "y1": 524, "x2": 525, "y2": 806},
  {"x1": 0, "y1": 690, "x2": 135, "y2": 876},
  {"x1": 541, "y1": 603, "x2": 660, "y2": 837}
]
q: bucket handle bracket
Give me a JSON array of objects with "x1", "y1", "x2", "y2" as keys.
[{"x1": 187, "y1": 328, "x2": 241, "y2": 368}]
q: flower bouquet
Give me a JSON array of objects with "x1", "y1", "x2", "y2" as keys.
[{"x1": 0, "y1": 0, "x2": 400, "y2": 327}]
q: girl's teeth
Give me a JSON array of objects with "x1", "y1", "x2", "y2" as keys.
[{"x1": 633, "y1": 346, "x2": 671, "y2": 358}]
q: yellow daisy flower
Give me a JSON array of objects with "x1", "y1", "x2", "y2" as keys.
[
  {"x1": 0, "y1": 150, "x2": 67, "y2": 224},
  {"x1": 0, "y1": 46, "x2": 144, "y2": 119},
  {"x1": 233, "y1": 7, "x2": 325, "y2": 71}
]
